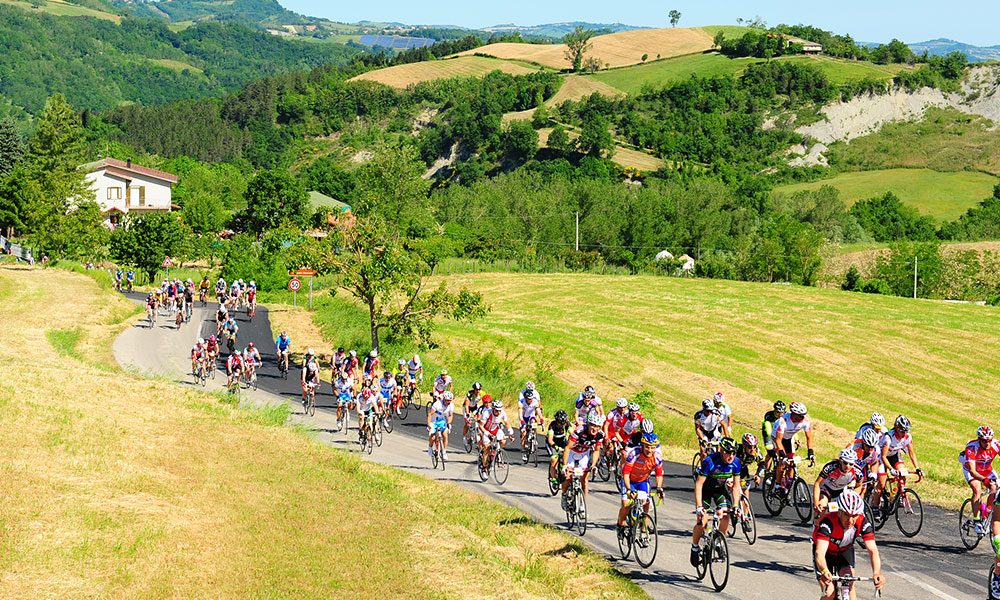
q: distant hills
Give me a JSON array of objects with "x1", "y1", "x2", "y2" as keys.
[
  {"x1": 907, "y1": 38, "x2": 1000, "y2": 63},
  {"x1": 481, "y1": 22, "x2": 645, "y2": 37}
]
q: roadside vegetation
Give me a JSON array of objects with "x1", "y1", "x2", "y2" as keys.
[{"x1": 0, "y1": 265, "x2": 647, "y2": 600}]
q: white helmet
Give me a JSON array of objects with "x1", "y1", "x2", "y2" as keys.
[
  {"x1": 861, "y1": 428, "x2": 880, "y2": 448},
  {"x1": 525, "y1": 381, "x2": 535, "y2": 391},
  {"x1": 615, "y1": 397, "x2": 628, "y2": 409},
  {"x1": 197, "y1": 338, "x2": 205, "y2": 345},
  {"x1": 789, "y1": 402, "x2": 807, "y2": 416},
  {"x1": 587, "y1": 412, "x2": 605, "y2": 427},
  {"x1": 250, "y1": 280, "x2": 255, "y2": 286},
  {"x1": 641, "y1": 419, "x2": 654, "y2": 434},
  {"x1": 413, "y1": 354, "x2": 420, "y2": 362},
  {"x1": 838, "y1": 489, "x2": 865, "y2": 516},
  {"x1": 369, "y1": 350, "x2": 377, "y2": 357},
  {"x1": 307, "y1": 348, "x2": 315, "y2": 356},
  {"x1": 838, "y1": 448, "x2": 857, "y2": 465},
  {"x1": 442, "y1": 391, "x2": 454, "y2": 401},
  {"x1": 870, "y1": 412, "x2": 885, "y2": 428}
]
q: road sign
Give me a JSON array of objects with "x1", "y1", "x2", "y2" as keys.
[
  {"x1": 288, "y1": 278, "x2": 302, "y2": 292},
  {"x1": 291, "y1": 268, "x2": 317, "y2": 277},
  {"x1": 162, "y1": 256, "x2": 172, "y2": 268}
]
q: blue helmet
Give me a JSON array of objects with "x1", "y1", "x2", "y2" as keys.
[{"x1": 641, "y1": 433, "x2": 659, "y2": 447}]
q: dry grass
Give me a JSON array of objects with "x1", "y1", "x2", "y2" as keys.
[
  {"x1": 0, "y1": 266, "x2": 647, "y2": 599},
  {"x1": 350, "y1": 55, "x2": 538, "y2": 88},
  {"x1": 819, "y1": 240, "x2": 1000, "y2": 287},
  {"x1": 533, "y1": 127, "x2": 665, "y2": 171},
  {"x1": 457, "y1": 27, "x2": 714, "y2": 70}
]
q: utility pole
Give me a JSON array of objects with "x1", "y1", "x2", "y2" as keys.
[
  {"x1": 913, "y1": 256, "x2": 918, "y2": 299},
  {"x1": 575, "y1": 212, "x2": 579, "y2": 251}
]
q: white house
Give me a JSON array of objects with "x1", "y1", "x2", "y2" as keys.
[{"x1": 80, "y1": 158, "x2": 178, "y2": 228}]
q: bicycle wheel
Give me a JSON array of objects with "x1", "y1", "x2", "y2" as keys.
[
  {"x1": 494, "y1": 449, "x2": 509, "y2": 485},
  {"x1": 565, "y1": 490, "x2": 576, "y2": 529},
  {"x1": 373, "y1": 421, "x2": 383, "y2": 447},
  {"x1": 691, "y1": 452, "x2": 702, "y2": 481},
  {"x1": 959, "y1": 498, "x2": 982, "y2": 550},
  {"x1": 478, "y1": 452, "x2": 490, "y2": 482},
  {"x1": 896, "y1": 488, "x2": 923, "y2": 537},
  {"x1": 864, "y1": 486, "x2": 886, "y2": 531},
  {"x1": 251, "y1": 375, "x2": 258, "y2": 391},
  {"x1": 792, "y1": 478, "x2": 812, "y2": 523},
  {"x1": 547, "y1": 466, "x2": 560, "y2": 496},
  {"x1": 761, "y1": 475, "x2": 783, "y2": 516},
  {"x1": 431, "y1": 446, "x2": 439, "y2": 469},
  {"x1": 342, "y1": 411, "x2": 350, "y2": 437},
  {"x1": 438, "y1": 440, "x2": 446, "y2": 471},
  {"x1": 596, "y1": 452, "x2": 611, "y2": 481},
  {"x1": 382, "y1": 413, "x2": 393, "y2": 434},
  {"x1": 575, "y1": 491, "x2": 587, "y2": 536},
  {"x1": 365, "y1": 428, "x2": 374, "y2": 455},
  {"x1": 695, "y1": 540, "x2": 708, "y2": 581},
  {"x1": 307, "y1": 396, "x2": 316, "y2": 417},
  {"x1": 740, "y1": 496, "x2": 757, "y2": 545},
  {"x1": 463, "y1": 431, "x2": 474, "y2": 453},
  {"x1": 618, "y1": 515, "x2": 633, "y2": 560},
  {"x1": 989, "y1": 562, "x2": 1000, "y2": 600},
  {"x1": 634, "y1": 512, "x2": 658, "y2": 568},
  {"x1": 614, "y1": 462, "x2": 623, "y2": 492},
  {"x1": 531, "y1": 435, "x2": 539, "y2": 468},
  {"x1": 708, "y1": 530, "x2": 730, "y2": 592}
]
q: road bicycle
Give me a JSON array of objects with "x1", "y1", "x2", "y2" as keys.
[
  {"x1": 184, "y1": 299, "x2": 193, "y2": 322},
  {"x1": 146, "y1": 305, "x2": 156, "y2": 328},
  {"x1": 174, "y1": 308, "x2": 184, "y2": 329},
  {"x1": 762, "y1": 456, "x2": 812, "y2": 522},
  {"x1": 960, "y1": 489, "x2": 997, "y2": 550},
  {"x1": 277, "y1": 352, "x2": 289, "y2": 379},
  {"x1": 243, "y1": 362, "x2": 258, "y2": 392},
  {"x1": 478, "y1": 434, "x2": 509, "y2": 485},
  {"x1": 194, "y1": 360, "x2": 208, "y2": 387},
  {"x1": 405, "y1": 381, "x2": 422, "y2": 409},
  {"x1": 563, "y1": 466, "x2": 589, "y2": 536},
  {"x1": 692, "y1": 439, "x2": 721, "y2": 481},
  {"x1": 379, "y1": 395, "x2": 394, "y2": 434},
  {"x1": 618, "y1": 489, "x2": 661, "y2": 568},
  {"x1": 225, "y1": 332, "x2": 236, "y2": 355},
  {"x1": 867, "y1": 468, "x2": 923, "y2": 537},
  {"x1": 597, "y1": 439, "x2": 622, "y2": 486},
  {"x1": 430, "y1": 424, "x2": 447, "y2": 470},
  {"x1": 336, "y1": 392, "x2": 351, "y2": 434},
  {"x1": 246, "y1": 301, "x2": 255, "y2": 323},
  {"x1": 227, "y1": 374, "x2": 241, "y2": 398},
  {"x1": 548, "y1": 448, "x2": 563, "y2": 496},
  {"x1": 826, "y1": 574, "x2": 881, "y2": 600},
  {"x1": 358, "y1": 410, "x2": 382, "y2": 455},
  {"x1": 521, "y1": 419, "x2": 541, "y2": 466},
  {"x1": 199, "y1": 289, "x2": 207, "y2": 307},
  {"x1": 694, "y1": 509, "x2": 730, "y2": 592},
  {"x1": 302, "y1": 381, "x2": 318, "y2": 417},
  {"x1": 727, "y1": 486, "x2": 757, "y2": 545}
]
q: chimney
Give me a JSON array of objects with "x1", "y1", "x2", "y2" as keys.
[{"x1": 126, "y1": 158, "x2": 132, "y2": 168}]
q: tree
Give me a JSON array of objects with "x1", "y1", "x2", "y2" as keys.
[
  {"x1": 0, "y1": 169, "x2": 42, "y2": 237},
  {"x1": 109, "y1": 212, "x2": 189, "y2": 282},
  {"x1": 500, "y1": 120, "x2": 538, "y2": 163},
  {"x1": 0, "y1": 117, "x2": 24, "y2": 178},
  {"x1": 330, "y1": 214, "x2": 487, "y2": 350},
  {"x1": 531, "y1": 102, "x2": 549, "y2": 129},
  {"x1": 301, "y1": 156, "x2": 357, "y2": 204},
  {"x1": 563, "y1": 26, "x2": 595, "y2": 72},
  {"x1": 641, "y1": 53, "x2": 649, "y2": 63},
  {"x1": 547, "y1": 125, "x2": 570, "y2": 152},
  {"x1": 355, "y1": 143, "x2": 432, "y2": 236},
  {"x1": 182, "y1": 191, "x2": 229, "y2": 234},
  {"x1": 713, "y1": 31, "x2": 725, "y2": 49},
  {"x1": 576, "y1": 113, "x2": 614, "y2": 158},
  {"x1": 242, "y1": 169, "x2": 308, "y2": 238},
  {"x1": 669, "y1": 10, "x2": 682, "y2": 27},
  {"x1": 27, "y1": 94, "x2": 90, "y2": 203},
  {"x1": 30, "y1": 200, "x2": 109, "y2": 260}
]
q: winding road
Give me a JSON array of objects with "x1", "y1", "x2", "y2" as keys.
[{"x1": 113, "y1": 297, "x2": 986, "y2": 600}]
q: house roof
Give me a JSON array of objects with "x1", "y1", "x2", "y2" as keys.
[
  {"x1": 81, "y1": 157, "x2": 179, "y2": 184},
  {"x1": 308, "y1": 190, "x2": 352, "y2": 212}
]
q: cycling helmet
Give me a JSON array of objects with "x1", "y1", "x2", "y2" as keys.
[
  {"x1": 525, "y1": 381, "x2": 535, "y2": 391},
  {"x1": 742, "y1": 433, "x2": 758, "y2": 448},
  {"x1": 383, "y1": 371, "x2": 391, "y2": 379},
  {"x1": 247, "y1": 342, "x2": 254, "y2": 348},
  {"x1": 894, "y1": 415, "x2": 911, "y2": 432},
  {"x1": 587, "y1": 412, "x2": 605, "y2": 427},
  {"x1": 441, "y1": 369, "x2": 448, "y2": 375},
  {"x1": 220, "y1": 305, "x2": 228, "y2": 313},
  {"x1": 773, "y1": 401, "x2": 786, "y2": 413},
  {"x1": 628, "y1": 402, "x2": 641, "y2": 413},
  {"x1": 870, "y1": 412, "x2": 886, "y2": 428},
  {"x1": 442, "y1": 391, "x2": 454, "y2": 401},
  {"x1": 281, "y1": 331, "x2": 287, "y2": 337},
  {"x1": 349, "y1": 350, "x2": 357, "y2": 357},
  {"x1": 641, "y1": 433, "x2": 659, "y2": 447},
  {"x1": 615, "y1": 397, "x2": 628, "y2": 409},
  {"x1": 719, "y1": 437, "x2": 738, "y2": 453},
  {"x1": 583, "y1": 385, "x2": 595, "y2": 399},
  {"x1": 978, "y1": 425, "x2": 995, "y2": 440},
  {"x1": 398, "y1": 358, "x2": 405, "y2": 366},
  {"x1": 789, "y1": 402, "x2": 807, "y2": 416},
  {"x1": 472, "y1": 381, "x2": 482, "y2": 391},
  {"x1": 369, "y1": 350, "x2": 377, "y2": 357},
  {"x1": 838, "y1": 489, "x2": 865, "y2": 516},
  {"x1": 491, "y1": 400, "x2": 503, "y2": 410},
  {"x1": 555, "y1": 409, "x2": 569, "y2": 424},
  {"x1": 186, "y1": 278, "x2": 192, "y2": 284},
  {"x1": 307, "y1": 348, "x2": 315, "y2": 356},
  {"x1": 838, "y1": 448, "x2": 857, "y2": 465},
  {"x1": 249, "y1": 280, "x2": 255, "y2": 286},
  {"x1": 413, "y1": 354, "x2": 420, "y2": 362},
  {"x1": 714, "y1": 392, "x2": 725, "y2": 404},
  {"x1": 861, "y1": 428, "x2": 879, "y2": 448},
  {"x1": 337, "y1": 346, "x2": 344, "y2": 352},
  {"x1": 209, "y1": 335, "x2": 216, "y2": 342},
  {"x1": 702, "y1": 398, "x2": 715, "y2": 411},
  {"x1": 641, "y1": 419, "x2": 654, "y2": 434},
  {"x1": 197, "y1": 338, "x2": 205, "y2": 345},
  {"x1": 482, "y1": 394, "x2": 492, "y2": 403}
]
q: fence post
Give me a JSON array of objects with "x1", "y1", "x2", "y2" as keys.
[{"x1": 913, "y1": 256, "x2": 918, "y2": 299}]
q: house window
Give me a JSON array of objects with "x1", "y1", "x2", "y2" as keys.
[
  {"x1": 138, "y1": 186, "x2": 146, "y2": 207},
  {"x1": 107, "y1": 187, "x2": 121, "y2": 200}
]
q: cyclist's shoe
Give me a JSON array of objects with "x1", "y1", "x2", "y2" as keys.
[
  {"x1": 522, "y1": 452, "x2": 528, "y2": 463},
  {"x1": 975, "y1": 519, "x2": 985, "y2": 535},
  {"x1": 616, "y1": 524, "x2": 626, "y2": 539},
  {"x1": 689, "y1": 545, "x2": 699, "y2": 567},
  {"x1": 442, "y1": 450, "x2": 449, "y2": 461},
  {"x1": 992, "y1": 572, "x2": 1000, "y2": 599},
  {"x1": 335, "y1": 418, "x2": 342, "y2": 432},
  {"x1": 560, "y1": 494, "x2": 569, "y2": 511},
  {"x1": 871, "y1": 506, "x2": 881, "y2": 520},
  {"x1": 426, "y1": 447, "x2": 433, "y2": 459}
]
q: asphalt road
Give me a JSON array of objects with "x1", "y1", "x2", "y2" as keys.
[{"x1": 114, "y1": 295, "x2": 988, "y2": 600}]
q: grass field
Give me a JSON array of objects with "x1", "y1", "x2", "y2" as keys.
[
  {"x1": 350, "y1": 55, "x2": 541, "y2": 88},
  {"x1": 296, "y1": 271, "x2": 1000, "y2": 507},
  {"x1": 456, "y1": 27, "x2": 714, "y2": 70},
  {"x1": 150, "y1": 58, "x2": 204, "y2": 74},
  {"x1": 0, "y1": 0, "x2": 121, "y2": 21},
  {"x1": 590, "y1": 52, "x2": 903, "y2": 94},
  {"x1": 532, "y1": 127, "x2": 665, "y2": 171},
  {"x1": 0, "y1": 266, "x2": 646, "y2": 599},
  {"x1": 774, "y1": 168, "x2": 998, "y2": 221}
]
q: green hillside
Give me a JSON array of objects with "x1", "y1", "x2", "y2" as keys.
[{"x1": 774, "y1": 168, "x2": 999, "y2": 221}]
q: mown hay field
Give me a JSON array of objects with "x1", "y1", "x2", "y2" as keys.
[
  {"x1": 350, "y1": 55, "x2": 539, "y2": 88},
  {"x1": 0, "y1": 266, "x2": 646, "y2": 600}
]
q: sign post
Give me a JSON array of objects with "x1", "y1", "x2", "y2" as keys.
[
  {"x1": 288, "y1": 277, "x2": 301, "y2": 307},
  {"x1": 290, "y1": 268, "x2": 317, "y2": 309},
  {"x1": 162, "y1": 256, "x2": 172, "y2": 281}
]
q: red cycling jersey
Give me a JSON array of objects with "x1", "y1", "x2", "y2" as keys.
[
  {"x1": 961, "y1": 439, "x2": 1000, "y2": 476},
  {"x1": 813, "y1": 513, "x2": 874, "y2": 556},
  {"x1": 605, "y1": 408, "x2": 628, "y2": 438},
  {"x1": 622, "y1": 446, "x2": 663, "y2": 482}
]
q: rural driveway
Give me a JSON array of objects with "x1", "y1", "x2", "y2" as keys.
[{"x1": 113, "y1": 295, "x2": 985, "y2": 600}]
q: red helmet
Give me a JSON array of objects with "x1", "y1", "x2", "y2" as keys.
[{"x1": 978, "y1": 426, "x2": 994, "y2": 441}]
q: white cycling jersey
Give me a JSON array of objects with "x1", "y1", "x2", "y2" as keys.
[
  {"x1": 519, "y1": 397, "x2": 541, "y2": 421},
  {"x1": 717, "y1": 402, "x2": 732, "y2": 422},
  {"x1": 880, "y1": 431, "x2": 912, "y2": 456},
  {"x1": 695, "y1": 409, "x2": 724, "y2": 436},
  {"x1": 434, "y1": 375, "x2": 452, "y2": 393},
  {"x1": 378, "y1": 377, "x2": 397, "y2": 396},
  {"x1": 480, "y1": 408, "x2": 509, "y2": 433},
  {"x1": 430, "y1": 400, "x2": 455, "y2": 421},
  {"x1": 774, "y1": 413, "x2": 810, "y2": 440},
  {"x1": 407, "y1": 359, "x2": 422, "y2": 378},
  {"x1": 335, "y1": 377, "x2": 354, "y2": 396},
  {"x1": 357, "y1": 390, "x2": 379, "y2": 411}
]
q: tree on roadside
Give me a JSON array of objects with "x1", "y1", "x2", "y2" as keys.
[
  {"x1": 576, "y1": 113, "x2": 615, "y2": 158},
  {"x1": 355, "y1": 143, "x2": 432, "y2": 236},
  {"x1": 669, "y1": 10, "x2": 682, "y2": 27},
  {"x1": 242, "y1": 169, "x2": 308, "y2": 238},
  {"x1": 330, "y1": 214, "x2": 487, "y2": 351},
  {"x1": 547, "y1": 125, "x2": 570, "y2": 152},
  {"x1": 0, "y1": 169, "x2": 41, "y2": 237},
  {"x1": 563, "y1": 26, "x2": 596, "y2": 72},
  {"x1": 182, "y1": 191, "x2": 228, "y2": 235},
  {"x1": 27, "y1": 93, "x2": 90, "y2": 203},
  {"x1": 0, "y1": 117, "x2": 24, "y2": 178},
  {"x1": 109, "y1": 212, "x2": 189, "y2": 282},
  {"x1": 713, "y1": 31, "x2": 725, "y2": 49}
]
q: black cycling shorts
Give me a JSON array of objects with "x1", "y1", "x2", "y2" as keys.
[
  {"x1": 814, "y1": 545, "x2": 855, "y2": 575},
  {"x1": 701, "y1": 482, "x2": 733, "y2": 509}
]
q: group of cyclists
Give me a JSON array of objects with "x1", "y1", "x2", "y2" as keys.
[
  {"x1": 213, "y1": 277, "x2": 257, "y2": 317},
  {"x1": 144, "y1": 277, "x2": 196, "y2": 327}
]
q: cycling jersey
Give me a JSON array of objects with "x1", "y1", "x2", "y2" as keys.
[
  {"x1": 813, "y1": 513, "x2": 874, "y2": 556},
  {"x1": 335, "y1": 377, "x2": 354, "y2": 397},
  {"x1": 430, "y1": 399, "x2": 455, "y2": 421},
  {"x1": 480, "y1": 409, "x2": 509, "y2": 435},
  {"x1": 623, "y1": 446, "x2": 663, "y2": 483},
  {"x1": 275, "y1": 336, "x2": 291, "y2": 351},
  {"x1": 332, "y1": 352, "x2": 346, "y2": 370},
  {"x1": 242, "y1": 348, "x2": 261, "y2": 365},
  {"x1": 519, "y1": 397, "x2": 541, "y2": 423},
  {"x1": 620, "y1": 412, "x2": 644, "y2": 439},
  {"x1": 695, "y1": 409, "x2": 724, "y2": 439},
  {"x1": 736, "y1": 446, "x2": 764, "y2": 477},
  {"x1": 465, "y1": 389, "x2": 482, "y2": 410},
  {"x1": 605, "y1": 408, "x2": 629, "y2": 437},
  {"x1": 433, "y1": 375, "x2": 452, "y2": 393},
  {"x1": 518, "y1": 389, "x2": 540, "y2": 405},
  {"x1": 377, "y1": 377, "x2": 396, "y2": 398},
  {"x1": 567, "y1": 426, "x2": 605, "y2": 454},
  {"x1": 575, "y1": 394, "x2": 602, "y2": 421},
  {"x1": 548, "y1": 421, "x2": 570, "y2": 448},
  {"x1": 357, "y1": 387, "x2": 379, "y2": 411},
  {"x1": 716, "y1": 401, "x2": 732, "y2": 422},
  {"x1": 363, "y1": 356, "x2": 380, "y2": 376},
  {"x1": 849, "y1": 440, "x2": 881, "y2": 472},
  {"x1": 855, "y1": 423, "x2": 886, "y2": 443},
  {"x1": 959, "y1": 439, "x2": 1000, "y2": 476},
  {"x1": 774, "y1": 413, "x2": 810, "y2": 441},
  {"x1": 205, "y1": 340, "x2": 218, "y2": 353},
  {"x1": 698, "y1": 452, "x2": 742, "y2": 483},
  {"x1": 190, "y1": 344, "x2": 206, "y2": 358},
  {"x1": 226, "y1": 354, "x2": 243, "y2": 370},
  {"x1": 407, "y1": 359, "x2": 422, "y2": 378},
  {"x1": 880, "y1": 431, "x2": 912, "y2": 457},
  {"x1": 303, "y1": 360, "x2": 319, "y2": 382},
  {"x1": 818, "y1": 459, "x2": 863, "y2": 495}
]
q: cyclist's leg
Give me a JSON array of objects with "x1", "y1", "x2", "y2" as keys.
[{"x1": 718, "y1": 487, "x2": 733, "y2": 534}]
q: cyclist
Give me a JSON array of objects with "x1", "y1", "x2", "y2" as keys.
[
  {"x1": 959, "y1": 426, "x2": 999, "y2": 534},
  {"x1": 199, "y1": 275, "x2": 210, "y2": 299},
  {"x1": 518, "y1": 381, "x2": 543, "y2": 460},
  {"x1": 813, "y1": 489, "x2": 884, "y2": 599},
  {"x1": 407, "y1": 354, "x2": 423, "y2": 387},
  {"x1": 713, "y1": 391, "x2": 733, "y2": 431},
  {"x1": 125, "y1": 269, "x2": 135, "y2": 291},
  {"x1": 344, "y1": 350, "x2": 359, "y2": 382},
  {"x1": 215, "y1": 304, "x2": 228, "y2": 337},
  {"x1": 761, "y1": 401, "x2": 787, "y2": 472},
  {"x1": 165, "y1": 279, "x2": 177, "y2": 313},
  {"x1": 479, "y1": 399, "x2": 514, "y2": 470},
  {"x1": 737, "y1": 433, "x2": 765, "y2": 490},
  {"x1": 246, "y1": 283, "x2": 256, "y2": 316},
  {"x1": 849, "y1": 428, "x2": 883, "y2": 485},
  {"x1": 182, "y1": 281, "x2": 194, "y2": 314},
  {"x1": 225, "y1": 350, "x2": 243, "y2": 390},
  {"x1": 695, "y1": 398, "x2": 727, "y2": 459},
  {"x1": 870, "y1": 415, "x2": 922, "y2": 519},
  {"x1": 275, "y1": 331, "x2": 291, "y2": 372},
  {"x1": 357, "y1": 383, "x2": 383, "y2": 441},
  {"x1": 222, "y1": 316, "x2": 238, "y2": 349},
  {"x1": 855, "y1": 412, "x2": 887, "y2": 443},
  {"x1": 377, "y1": 370, "x2": 397, "y2": 412},
  {"x1": 691, "y1": 437, "x2": 742, "y2": 567},
  {"x1": 114, "y1": 268, "x2": 123, "y2": 291},
  {"x1": 617, "y1": 433, "x2": 664, "y2": 537},
  {"x1": 300, "y1": 349, "x2": 320, "y2": 405},
  {"x1": 432, "y1": 369, "x2": 453, "y2": 402},
  {"x1": 145, "y1": 292, "x2": 157, "y2": 324},
  {"x1": 363, "y1": 349, "x2": 380, "y2": 384},
  {"x1": 334, "y1": 370, "x2": 354, "y2": 431},
  {"x1": 464, "y1": 382, "x2": 484, "y2": 440},
  {"x1": 332, "y1": 347, "x2": 347, "y2": 375},
  {"x1": 393, "y1": 359, "x2": 408, "y2": 408},
  {"x1": 773, "y1": 401, "x2": 816, "y2": 494},
  {"x1": 813, "y1": 449, "x2": 863, "y2": 523},
  {"x1": 427, "y1": 390, "x2": 455, "y2": 460},
  {"x1": 547, "y1": 409, "x2": 572, "y2": 486},
  {"x1": 561, "y1": 411, "x2": 605, "y2": 510},
  {"x1": 605, "y1": 398, "x2": 630, "y2": 465},
  {"x1": 574, "y1": 385, "x2": 603, "y2": 425},
  {"x1": 190, "y1": 338, "x2": 207, "y2": 375},
  {"x1": 242, "y1": 342, "x2": 261, "y2": 383},
  {"x1": 205, "y1": 334, "x2": 219, "y2": 366}
]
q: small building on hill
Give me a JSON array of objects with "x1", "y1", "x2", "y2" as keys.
[
  {"x1": 787, "y1": 36, "x2": 823, "y2": 53},
  {"x1": 80, "y1": 158, "x2": 178, "y2": 229}
]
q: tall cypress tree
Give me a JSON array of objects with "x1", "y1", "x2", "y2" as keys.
[{"x1": 0, "y1": 117, "x2": 24, "y2": 178}]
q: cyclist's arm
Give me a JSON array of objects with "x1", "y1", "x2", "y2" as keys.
[
  {"x1": 863, "y1": 538, "x2": 883, "y2": 589},
  {"x1": 879, "y1": 443, "x2": 892, "y2": 471},
  {"x1": 720, "y1": 418, "x2": 731, "y2": 438},
  {"x1": 813, "y1": 475, "x2": 825, "y2": 507},
  {"x1": 546, "y1": 429, "x2": 555, "y2": 446},
  {"x1": 694, "y1": 419, "x2": 705, "y2": 443},
  {"x1": 906, "y1": 443, "x2": 920, "y2": 472},
  {"x1": 693, "y1": 474, "x2": 705, "y2": 509},
  {"x1": 730, "y1": 474, "x2": 741, "y2": 506},
  {"x1": 561, "y1": 443, "x2": 572, "y2": 468},
  {"x1": 814, "y1": 538, "x2": 833, "y2": 582},
  {"x1": 805, "y1": 427, "x2": 814, "y2": 452}
]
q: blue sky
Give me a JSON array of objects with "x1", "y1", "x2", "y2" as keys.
[{"x1": 279, "y1": 0, "x2": 999, "y2": 46}]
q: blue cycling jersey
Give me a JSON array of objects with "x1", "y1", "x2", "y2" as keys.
[
  {"x1": 275, "y1": 336, "x2": 291, "y2": 350},
  {"x1": 698, "y1": 452, "x2": 742, "y2": 482}
]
